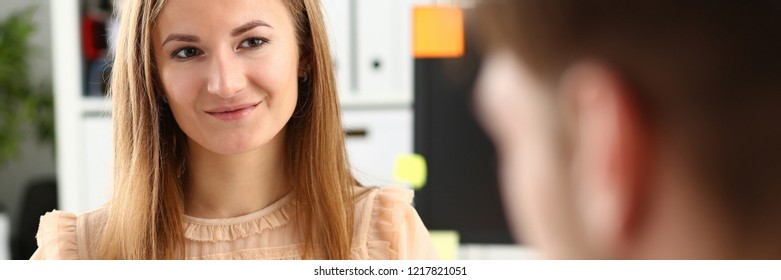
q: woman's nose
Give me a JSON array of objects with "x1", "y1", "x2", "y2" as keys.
[{"x1": 206, "y1": 50, "x2": 247, "y2": 98}]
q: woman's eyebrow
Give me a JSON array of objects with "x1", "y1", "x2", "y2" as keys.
[
  {"x1": 231, "y1": 20, "x2": 273, "y2": 37},
  {"x1": 162, "y1": 34, "x2": 199, "y2": 47},
  {"x1": 160, "y1": 20, "x2": 271, "y2": 48}
]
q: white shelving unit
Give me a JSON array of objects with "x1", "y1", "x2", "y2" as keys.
[
  {"x1": 326, "y1": 0, "x2": 432, "y2": 188},
  {"x1": 323, "y1": 0, "x2": 427, "y2": 109},
  {"x1": 81, "y1": 96, "x2": 111, "y2": 116}
]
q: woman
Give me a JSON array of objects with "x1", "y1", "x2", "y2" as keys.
[{"x1": 32, "y1": 0, "x2": 438, "y2": 260}]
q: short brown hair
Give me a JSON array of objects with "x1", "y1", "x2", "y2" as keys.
[{"x1": 480, "y1": 0, "x2": 781, "y2": 234}]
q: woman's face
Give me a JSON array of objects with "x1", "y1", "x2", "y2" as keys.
[{"x1": 154, "y1": 0, "x2": 300, "y2": 155}]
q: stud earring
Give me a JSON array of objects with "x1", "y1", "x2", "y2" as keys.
[{"x1": 298, "y1": 65, "x2": 311, "y2": 83}]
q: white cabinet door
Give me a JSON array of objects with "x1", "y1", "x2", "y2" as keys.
[
  {"x1": 322, "y1": 0, "x2": 422, "y2": 107},
  {"x1": 342, "y1": 108, "x2": 413, "y2": 187}
]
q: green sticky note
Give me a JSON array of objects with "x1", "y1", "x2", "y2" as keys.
[
  {"x1": 394, "y1": 154, "x2": 427, "y2": 189},
  {"x1": 429, "y1": 230, "x2": 460, "y2": 260}
]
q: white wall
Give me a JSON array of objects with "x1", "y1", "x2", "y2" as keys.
[{"x1": 0, "y1": 0, "x2": 55, "y2": 256}]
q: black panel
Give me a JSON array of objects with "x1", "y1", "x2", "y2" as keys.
[{"x1": 413, "y1": 11, "x2": 514, "y2": 244}]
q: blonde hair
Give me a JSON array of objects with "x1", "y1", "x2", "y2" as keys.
[{"x1": 100, "y1": 0, "x2": 356, "y2": 259}]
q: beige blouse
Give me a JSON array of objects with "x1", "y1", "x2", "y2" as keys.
[{"x1": 31, "y1": 186, "x2": 439, "y2": 260}]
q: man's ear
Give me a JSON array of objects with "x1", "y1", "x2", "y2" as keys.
[{"x1": 560, "y1": 61, "x2": 651, "y2": 258}]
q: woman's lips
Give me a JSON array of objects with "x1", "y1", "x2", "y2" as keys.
[{"x1": 206, "y1": 101, "x2": 261, "y2": 122}]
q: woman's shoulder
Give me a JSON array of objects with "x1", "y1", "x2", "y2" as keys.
[
  {"x1": 353, "y1": 185, "x2": 413, "y2": 206},
  {"x1": 352, "y1": 185, "x2": 416, "y2": 230},
  {"x1": 30, "y1": 207, "x2": 107, "y2": 260},
  {"x1": 351, "y1": 185, "x2": 439, "y2": 260}
]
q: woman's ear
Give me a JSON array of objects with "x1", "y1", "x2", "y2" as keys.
[
  {"x1": 298, "y1": 60, "x2": 308, "y2": 78},
  {"x1": 560, "y1": 60, "x2": 651, "y2": 258},
  {"x1": 298, "y1": 48, "x2": 311, "y2": 78}
]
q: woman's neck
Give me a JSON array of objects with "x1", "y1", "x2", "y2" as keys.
[{"x1": 184, "y1": 132, "x2": 289, "y2": 219}]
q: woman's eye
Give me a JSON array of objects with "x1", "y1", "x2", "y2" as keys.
[
  {"x1": 239, "y1": 38, "x2": 267, "y2": 49},
  {"x1": 173, "y1": 47, "x2": 201, "y2": 59}
]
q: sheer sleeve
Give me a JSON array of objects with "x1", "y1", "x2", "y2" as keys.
[
  {"x1": 30, "y1": 211, "x2": 80, "y2": 260},
  {"x1": 365, "y1": 186, "x2": 440, "y2": 260}
]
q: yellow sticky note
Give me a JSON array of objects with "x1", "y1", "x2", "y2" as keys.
[
  {"x1": 429, "y1": 230, "x2": 460, "y2": 260},
  {"x1": 413, "y1": 6, "x2": 465, "y2": 58},
  {"x1": 394, "y1": 154, "x2": 427, "y2": 189}
]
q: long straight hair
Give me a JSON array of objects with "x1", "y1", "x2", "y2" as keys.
[{"x1": 99, "y1": 0, "x2": 355, "y2": 259}]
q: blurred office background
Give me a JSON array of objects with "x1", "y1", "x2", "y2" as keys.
[
  {"x1": 0, "y1": 0, "x2": 535, "y2": 260},
  {"x1": 0, "y1": 0, "x2": 55, "y2": 261}
]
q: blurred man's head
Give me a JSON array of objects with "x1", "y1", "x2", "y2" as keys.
[{"x1": 475, "y1": 0, "x2": 781, "y2": 259}]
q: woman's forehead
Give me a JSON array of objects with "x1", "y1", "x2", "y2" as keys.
[{"x1": 154, "y1": 0, "x2": 291, "y2": 34}]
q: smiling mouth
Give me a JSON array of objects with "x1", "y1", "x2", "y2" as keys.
[{"x1": 206, "y1": 101, "x2": 262, "y2": 122}]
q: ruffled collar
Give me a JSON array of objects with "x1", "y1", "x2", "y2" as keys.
[{"x1": 183, "y1": 191, "x2": 296, "y2": 242}]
